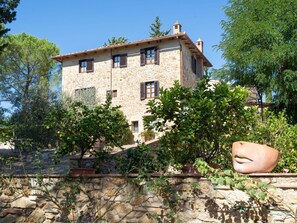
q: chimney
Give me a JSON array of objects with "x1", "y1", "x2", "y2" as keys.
[
  {"x1": 196, "y1": 38, "x2": 203, "y2": 53},
  {"x1": 173, "y1": 21, "x2": 182, "y2": 34}
]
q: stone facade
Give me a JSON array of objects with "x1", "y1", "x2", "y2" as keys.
[
  {"x1": 0, "y1": 174, "x2": 296, "y2": 223},
  {"x1": 54, "y1": 25, "x2": 212, "y2": 141}
]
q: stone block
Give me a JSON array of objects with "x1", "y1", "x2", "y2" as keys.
[
  {"x1": 286, "y1": 190, "x2": 297, "y2": 203},
  {"x1": 94, "y1": 184, "x2": 102, "y2": 190},
  {"x1": 0, "y1": 194, "x2": 10, "y2": 203},
  {"x1": 45, "y1": 213, "x2": 56, "y2": 220},
  {"x1": 11, "y1": 196, "x2": 36, "y2": 209},
  {"x1": 106, "y1": 211, "x2": 121, "y2": 222},
  {"x1": 77, "y1": 191, "x2": 90, "y2": 203},
  {"x1": 110, "y1": 177, "x2": 126, "y2": 186},
  {"x1": 114, "y1": 202, "x2": 133, "y2": 218},
  {"x1": 2, "y1": 208, "x2": 23, "y2": 215},
  {"x1": 138, "y1": 214, "x2": 157, "y2": 223},
  {"x1": 199, "y1": 182, "x2": 213, "y2": 194},
  {"x1": 89, "y1": 190, "x2": 103, "y2": 199},
  {"x1": 130, "y1": 195, "x2": 147, "y2": 206},
  {"x1": 44, "y1": 203, "x2": 59, "y2": 214},
  {"x1": 26, "y1": 208, "x2": 45, "y2": 223},
  {"x1": 68, "y1": 210, "x2": 78, "y2": 222},
  {"x1": 28, "y1": 195, "x2": 37, "y2": 201},
  {"x1": 102, "y1": 185, "x2": 118, "y2": 197},
  {"x1": 83, "y1": 183, "x2": 94, "y2": 192},
  {"x1": 0, "y1": 214, "x2": 17, "y2": 223}
]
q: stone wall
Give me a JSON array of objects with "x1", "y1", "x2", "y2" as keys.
[
  {"x1": 61, "y1": 38, "x2": 183, "y2": 138},
  {"x1": 0, "y1": 174, "x2": 296, "y2": 223}
]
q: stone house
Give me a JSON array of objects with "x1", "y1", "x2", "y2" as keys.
[{"x1": 52, "y1": 22, "x2": 212, "y2": 141}]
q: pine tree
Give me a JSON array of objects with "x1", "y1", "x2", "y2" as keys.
[
  {"x1": 103, "y1": 36, "x2": 128, "y2": 46},
  {"x1": 0, "y1": 0, "x2": 20, "y2": 51},
  {"x1": 149, "y1": 16, "x2": 171, "y2": 38}
]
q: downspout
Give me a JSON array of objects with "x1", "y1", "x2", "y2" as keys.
[
  {"x1": 110, "y1": 48, "x2": 113, "y2": 99},
  {"x1": 177, "y1": 36, "x2": 184, "y2": 86}
]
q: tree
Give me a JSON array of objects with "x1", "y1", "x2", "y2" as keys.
[
  {"x1": 103, "y1": 36, "x2": 128, "y2": 46},
  {"x1": 0, "y1": 0, "x2": 19, "y2": 51},
  {"x1": 45, "y1": 97, "x2": 130, "y2": 167},
  {"x1": 0, "y1": 33, "x2": 60, "y2": 109},
  {"x1": 217, "y1": 0, "x2": 297, "y2": 122},
  {"x1": 145, "y1": 78, "x2": 257, "y2": 167},
  {"x1": 0, "y1": 33, "x2": 60, "y2": 148},
  {"x1": 0, "y1": 106, "x2": 12, "y2": 142},
  {"x1": 149, "y1": 16, "x2": 171, "y2": 38}
]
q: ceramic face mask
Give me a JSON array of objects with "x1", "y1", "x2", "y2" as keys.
[{"x1": 232, "y1": 141, "x2": 280, "y2": 174}]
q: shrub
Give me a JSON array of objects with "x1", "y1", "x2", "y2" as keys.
[
  {"x1": 246, "y1": 111, "x2": 297, "y2": 172},
  {"x1": 117, "y1": 143, "x2": 169, "y2": 175},
  {"x1": 45, "y1": 97, "x2": 130, "y2": 167},
  {"x1": 145, "y1": 78, "x2": 257, "y2": 167}
]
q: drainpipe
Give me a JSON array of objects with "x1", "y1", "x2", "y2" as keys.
[
  {"x1": 110, "y1": 48, "x2": 113, "y2": 99},
  {"x1": 177, "y1": 36, "x2": 184, "y2": 86}
]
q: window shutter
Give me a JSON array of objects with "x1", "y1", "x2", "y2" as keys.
[
  {"x1": 140, "y1": 49, "x2": 145, "y2": 66},
  {"x1": 112, "y1": 56, "x2": 115, "y2": 68},
  {"x1": 154, "y1": 81, "x2": 159, "y2": 97},
  {"x1": 154, "y1": 47, "x2": 160, "y2": 65},
  {"x1": 120, "y1": 54, "x2": 127, "y2": 68},
  {"x1": 195, "y1": 60, "x2": 198, "y2": 76},
  {"x1": 140, "y1": 82, "x2": 146, "y2": 100},
  {"x1": 87, "y1": 59, "x2": 94, "y2": 72},
  {"x1": 191, "y1": 56, "x2": 196, "y2": 74}
]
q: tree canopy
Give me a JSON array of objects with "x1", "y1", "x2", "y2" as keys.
[
  {"x1": 0, "y1": 33, "x2": 60, "y2": 109},
  {"x1": 149, "y1": 16, "x2": 171, "y2": 38},
  {"x1": 145, "y1": 78, "x2": 256, "y2": 166},
  {"x1": 0, "y1": 0, "x2": 19, "y2": 51},
  {"x1": 45, "y1": 98, "x2": 130, "y2": 165},
  {"x1": 217, "y1": 0, "x2": 297, "y2": 122},
  {"x1": 103, "y1": 36, "x2": 128, "y2": 46}
]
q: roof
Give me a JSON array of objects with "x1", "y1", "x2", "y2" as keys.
[{"x1": 52, "y1": 33, "x2": 212, "y2": 67}]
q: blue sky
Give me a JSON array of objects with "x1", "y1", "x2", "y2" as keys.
[{"x1": 7, "y1": 0, "x2": 229, "y2": 70}]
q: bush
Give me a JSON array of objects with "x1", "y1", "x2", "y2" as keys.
[
  {"x1": 45, "y1": 97, "x2": 130, "y2": 166},
  {"x1": 145, "y1": 78, "x2": 257, "y2": 168},
  {"x1": 246, "y1": 111, "x2": 297, "y2": 172},
  {"x1": 117, "y1": 143, "x2": 169, "y2": 174}
]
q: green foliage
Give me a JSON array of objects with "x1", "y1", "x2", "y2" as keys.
[
  {"x1": 0, "y1": 0, "x2": 19, "y2": 51},
  {"x1": 0, "y1": 33, "x2": 60, "y2": 149},
  {"x1": 145, "y1": 77, "x2": 257, "y2": 166},
  {"x1": 103, "y1": 36, "x2": 128, "y2": 46},
  {"x1": 117, "y1": 143, "x2": 169, "y2": 175},
  {"x1": 149, "y1": 16, "x2": 171, "y2": 38},
  {"x1": 0, "y1": 107, "x2": 12, "y2": 142},
  {"x1": 45, "y1": 98, "x2": 130, "y2": 166},
  {"x1": 10, "y1": 92, "x2": 59, "y2": 149},
  {"x1": 194, "y1": 159, "x2": 273, "y2": 202},
  {"x1": 140, "y1": 129, "x2": 155, "y2": 142},
  {"x1": 217, "y1": 0, "x2": 297, "y2": 123},
  {"x1": 0, "y1": 33, "x2": 60, "y2": 108},
  {"x1": 246, "y1": 111, "x2": 297, "y2": 172}
]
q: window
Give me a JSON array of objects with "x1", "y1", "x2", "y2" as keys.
[
  {"x1": 191, "y1": 56, "x2": 196, "y2": 74},
  {"x1": 74, "y1": 87, "x2": 96, "y2": 104},
  {"x1": 106, "y1": 89, "x2": 118, "y2": 98},
  {"x1": 131, "y1": 121, "x2": 139, "y2": 133},
  {"x1": 140, "y1": 81, "x2": 159, "y2": 100},
  {"x1": 79, "y1": 59, "x2": 94, "y2": 73},
  {"x1": 140, "y1": 47, "x2": 159, "y2": 66},
  {"x1": 113, "y1": 54, "x2": 127, "y2": 68}
]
